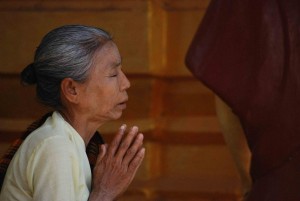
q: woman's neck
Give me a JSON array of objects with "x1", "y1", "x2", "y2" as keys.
[{"x1": 58, "y1": 109, "x2": 102, "y2": 146}]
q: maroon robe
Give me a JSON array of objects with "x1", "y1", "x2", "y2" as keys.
[{"x1": 186, "y1": 0, "x2": 300, "y2": 200}]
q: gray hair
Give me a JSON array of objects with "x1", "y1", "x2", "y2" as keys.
[{"x1": 21, "y1": 25, "x2": 112, "y2": 109}]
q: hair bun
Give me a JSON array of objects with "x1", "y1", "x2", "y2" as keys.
[{"x1": 21, "y1": 63, "x2": 37, "y2": 85}]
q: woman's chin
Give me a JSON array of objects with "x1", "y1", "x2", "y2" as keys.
[
  {"x1": 99, "y1": 109, "x2": 124, "y2": 123},
  {"x1": 109, "y1": 111, "x2": 123, "y2": 121}
]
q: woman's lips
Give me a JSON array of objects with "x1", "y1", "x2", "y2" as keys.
[{"x1": 117, "y1": 101, "x2": 127, "y2": 110}]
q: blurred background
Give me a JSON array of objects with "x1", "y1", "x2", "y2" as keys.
[{"x1": 0, "y1": 0, "x2": 243, "y2": 200}]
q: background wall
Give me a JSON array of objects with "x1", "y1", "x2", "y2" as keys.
[{"x1": 0, "y1": 0, "x2": 243, "y2": 200}]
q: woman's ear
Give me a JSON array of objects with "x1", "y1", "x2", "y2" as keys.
[{"x1": 60, "y1": 78, "x2": 79, "y2": 104}]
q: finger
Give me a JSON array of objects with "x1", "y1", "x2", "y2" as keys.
[
  {"x1": 122, "y1": 133, "x2": 144, "y2": 166},
  {"x1": 99, "y1": 144, "x2": 107, "y2": 160},
  {"x1": 128, "y1": 147, "x2": 145, "y2": 174},
  {"x1": 95, "y1": 144, "x2": 107, "y2": 167},
  {"x1": 115, "y1": 126, "x2": 139, "y2": 160},
  {"x1": 108, "y1": 124, "x2": 126, "y2": 156}
]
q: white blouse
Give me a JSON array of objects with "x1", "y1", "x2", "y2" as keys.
[{"x1": 0, "y1": 111, "x2": 92, "y2": 201}]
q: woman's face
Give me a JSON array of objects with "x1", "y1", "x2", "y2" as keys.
[{"x1": 78, "y1": 41, "x2": 130, "y2": 123}]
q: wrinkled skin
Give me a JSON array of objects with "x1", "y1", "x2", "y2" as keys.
[
  {"x1": 60, "y1": 40, "x2": 144, "y2": 200},
  {"x1": 89, "y1": 125, "x2": 145, "y2": 201}
]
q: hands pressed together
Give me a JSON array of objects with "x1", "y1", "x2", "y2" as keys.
[{"x1": 89, "y1": 125, "x2": 145, "y2": 201}]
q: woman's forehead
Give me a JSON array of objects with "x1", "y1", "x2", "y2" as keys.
[{"x1": 92, "y1": 42, "x2": 121, "y2": 70}]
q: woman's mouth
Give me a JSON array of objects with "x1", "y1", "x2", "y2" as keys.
[{"x1": 117, "y1": 101, "x2": 127, "y2": 110}]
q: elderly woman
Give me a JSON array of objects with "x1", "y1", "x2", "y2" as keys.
[{"x1": 0, "y1": 25, "x2": 145, "y2": 201}]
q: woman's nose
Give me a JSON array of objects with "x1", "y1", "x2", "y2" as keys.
[{"x1": 120, "y1": 71, "x2": 130, "y2": 91}]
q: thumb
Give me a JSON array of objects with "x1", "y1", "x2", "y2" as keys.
[{"x1": 98, "y1": 144, "x2": 107, "y2": 161}]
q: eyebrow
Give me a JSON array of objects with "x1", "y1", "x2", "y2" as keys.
[
  {"x1": 114, "y1": 61, "x2": 121, "y2": 67},
  {"x1": 113, "y1": 57, "x2": 122, "y2": 68}
]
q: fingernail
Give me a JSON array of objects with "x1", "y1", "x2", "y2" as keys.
[
  {"x1": 132, "y1": 126, "x2": 138, "y2": 132},
  {"x1": 138, "y1": 133, "x2": 144, "y2": 140},
  {"x1": 120, "y1": 124, "x2": 127, "y2": 131}
]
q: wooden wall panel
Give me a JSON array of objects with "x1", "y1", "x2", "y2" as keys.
[
  {"x1": 149, "y1": 0, "x2": 210, "y2": 76},
  {"x1": 0, "y1": 75, "x2": 49, "y2": 119},
  {"x1": 0, "y1": 1, "x2": 149, "y2": 74},
  {"x1": 161, "y1": 78, "x2": 216, "y2": 116}
]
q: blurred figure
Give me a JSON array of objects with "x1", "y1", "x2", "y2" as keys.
[{"x1": 186, "y1": 0, "x2": 300, "y2": 200}]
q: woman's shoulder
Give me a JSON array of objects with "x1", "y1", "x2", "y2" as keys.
[
  {"x1": 20, "y1": 112, "x2": 80, "y2": 158},
  {"x1": 27, "y1": 117, "x2": 69, "y2": 144}
]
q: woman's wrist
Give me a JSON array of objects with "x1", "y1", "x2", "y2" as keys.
[{"x1": 89, "y1": 190, "x2": 113, "y2": 201}]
